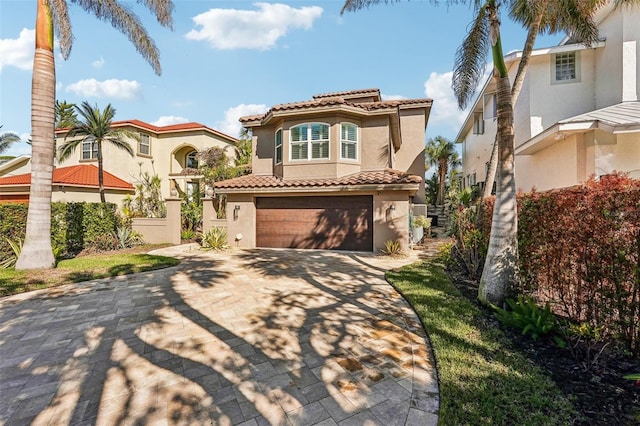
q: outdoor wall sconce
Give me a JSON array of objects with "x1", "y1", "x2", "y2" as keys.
[
  {"x1": 233, "y1": 204, "x2": 240, "y2": 220},
  {"x1": 386, "y1": 204, "x2": 396, "y2": 222},
  {"x1": 235, "y1": 233, "x2": 243, "y2": 247}
]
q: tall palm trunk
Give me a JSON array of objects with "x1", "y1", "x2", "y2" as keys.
[
  {"x1": 97, "y1": 139, "x2": 106, "y2": 203},
  {"x1": 478, "y1": 1, "x2": 519, "y2": 306},
  {"x1": 438, "y1": 158, "x2": 448, "y2": 205},
  {"x1": 16, "y1": 0, "x2": 56, "y2": 270},
  {"x1": 483, "y1": 1, "x2": 547, "y2": 199}
]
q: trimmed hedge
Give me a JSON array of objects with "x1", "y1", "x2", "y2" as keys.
[
  {"x1": 452, "y1": 173, "x2": 640, "y2": 355},
  {"x1": 0, "y1": 202, "x2": 119, "y2": 259}
]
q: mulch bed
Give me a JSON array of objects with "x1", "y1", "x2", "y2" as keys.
[{"x1": 445, "y1": 265, "x2": 640, "y2": 426}]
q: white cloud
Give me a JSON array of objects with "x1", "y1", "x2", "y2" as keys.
[
  {"x1": 424, "y1": 71, "x2": 470, "y2": 131},
  {"x1": 185, "y1": 3, "x2": 323, "y2": 50},
  {"x1": 0, "y1": 28, "x2": 34, "y2": 73},
  {"x1": 65, "y1": 78, "x2": 142, "y2": 100},
  {"x1": 92, "y1": 56, "x2": 105, "y2": 68},
  {"x1": 152, "y1": 116, "x2": 189, "y2": 127},
  {"x1": 381, "y1": 94, "x2": 407, "y2": 101},
  {"x1": 217, "y1": 104, "x2": 268, "y2": 137}
]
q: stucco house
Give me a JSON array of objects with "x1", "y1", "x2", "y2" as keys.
[
  {"x1": 214, "y1": 89, "x2": 432, "y2": 252},
  {"x1": 0, "y1": 120, "x2": 238, "y2": 205},
  {"x1": 455, "y1": 3, "x2": 640, "y2": 193}
]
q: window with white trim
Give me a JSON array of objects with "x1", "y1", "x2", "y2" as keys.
[
  {"x1": 290, "y1": 123, "x2": 329, "y2": 160},
  {"x1": 473, "y1": 112, "x2": 484, "y2": 135},
  {"x1": 483, "y1": 93, "x2": 497, "y2": 120},
  {"x1": 552, "y1": 52, "x2": 580, "y2": 84},
  {"x1": 275, "y1": 129, "x2": 283, "y2": 164},
  {"x1": 340, "y1": 123, "x2": 358, "y2": 160},
  {"x1": 139, "y1": 133, "x2": 150, "y2": 156},
  {"x1": 82, "y1": 139, "x2": 97, "y2": 160}
]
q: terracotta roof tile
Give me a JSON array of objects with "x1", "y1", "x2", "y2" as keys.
[
  {"x1": 312, "y1": 88, "x2": 381, "y2": 99},
  {"x1": 0, "y1": 164, "x2": 134, "y2": 190},
  {"x1": 214, "y1": 169, "x2": 421, "y2": 190}
]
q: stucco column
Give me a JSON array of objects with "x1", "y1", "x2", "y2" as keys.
[
  {"x1": 202, "y1": 197, "x2": 216, "y2": 233},
  {"x1": 165, "y1": 197, "x2": 181, "y2": 245}
]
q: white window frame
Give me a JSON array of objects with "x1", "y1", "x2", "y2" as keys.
[
  {"x1": 473, "y1": 112, "x2": 485, "y2": 135},
  {"x1": 483, "y1": 94, "x2": 497, "y2": 120},
  {"x1": 138, "y1": 133, "x2": 151, "y2": 156},
  {"x1": 289, "y1": 123, "x2": 330, "y2": 161},
  {"x1": 552, "y1": 51, "x2": 580, "y2": 84},
  {"x1": 275, "y1": 128, "x2": 283, "y2": 164},
  {"x1": 81, "y1": 139, "x2": 97, "y2": 160},
  {"x1": 340, "y1": 122, "x2": 359, "y2": 161}
]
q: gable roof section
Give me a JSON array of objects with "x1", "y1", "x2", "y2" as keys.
[
  {"x1": 55, "y1": 120, "x2": 238, "y2": 143},
  {"x1": 214, "y1": 169, "x2": 422, "y2": 194},
  {"x1": 0, "y1": 164, "x2": 134, "y2": 190},
  {"x1": 516, "y1": 101, "x2": 640, "y2": 155}
]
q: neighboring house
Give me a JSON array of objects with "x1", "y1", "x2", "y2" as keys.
[
  {"x1": 0, "y1": 155, "x2": 32, "y2": 178},
  {"x1": 455, "y1": 3, "x2": 640, "y2": 193},
  {"x1": 0, "y1": 164, "x2": 134, "y2": 204},
  {"x1": 54, "y1": 120, "x2": 238, "y2": 201},
  {"x1": 214, "y1": 88, "x2": 432, "y2": 252}
]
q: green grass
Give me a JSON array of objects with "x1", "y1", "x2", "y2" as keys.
[
  {"x1": 387, "y1": 259, "x2": 578, "y2": 426},
  {"x1": 0, "y1": 249, "x2": 180, "y2": 297}
]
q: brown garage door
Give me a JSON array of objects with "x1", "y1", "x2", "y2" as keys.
[{"x1": 256, "y1": 196, "x2": 373, "y2": 251}]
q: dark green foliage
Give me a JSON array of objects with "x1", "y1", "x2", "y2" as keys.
[
  {"x1": 494, "y1": 295, "x2": 558, "y2": 340},
  {"x1": 0, "y1": 202, "x2": 119, "y2": 259}
]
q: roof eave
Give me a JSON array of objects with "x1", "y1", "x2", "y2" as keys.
[{"x1": 215, "y1": 183, "x2": 420, "y2": 195}]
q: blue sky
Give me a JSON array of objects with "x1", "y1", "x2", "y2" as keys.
[{"x1": 0, "y1": 0, "x2": 563, "y2": 158}]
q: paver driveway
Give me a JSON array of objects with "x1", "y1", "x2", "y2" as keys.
[{"x1": 0, "y1": 246, "x2": 439, "y2": 425}]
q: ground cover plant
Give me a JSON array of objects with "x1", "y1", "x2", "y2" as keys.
[
  {"x1": 0, "y1": 245, "x2": 178, "y2": 297},
  {"x1": 387, "y1": 259, "x2": 578, "y2": 425}
]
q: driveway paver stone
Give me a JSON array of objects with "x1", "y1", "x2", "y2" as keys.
[{"x1": 0, "y1": 246, "x2": 440, "y2": 425}]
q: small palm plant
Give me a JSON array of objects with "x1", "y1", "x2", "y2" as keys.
[{"x1": 200, "y1": 227, "x2": 229, "y2": 251}]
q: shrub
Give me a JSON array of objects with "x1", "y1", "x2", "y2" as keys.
[
  {"x1": 494, "y1": 295, "x2": 559, "y2": 341},
  {"x1": 115, "y1": 227, "x2": 144, "y2": 249},
  {"x1": 382, "y1": 240, "x2": 403, "y2": 256},
  {"x1": 200, "y1": 227, "x2": 229, "y2": 251}
]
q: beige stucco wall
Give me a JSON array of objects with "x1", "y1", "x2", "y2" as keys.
[
  {"x1": 0, "y1": 157, "x2": 32, "y2": 177},
  {"x1": 225, "y1": 193, "x2": 257, "y2": 249},
  {"x1": 396, "y1": 110, "x2": 427, "y2": 204},
  {"x1": 516, "y1": 135, "x2": 582, "y2": 192},
  {"x1": 615, "y1": 133, "x2": 640, "y2": 179}
]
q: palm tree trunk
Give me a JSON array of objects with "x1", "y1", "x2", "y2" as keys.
[
  {"x1": 437, "y1": 158, "x2": 447, "y2": 205},
  {"x1": 478, "y1": 2, "x2": 519, "y2": 306},
  {"x1": 482, "y1": 4, "x2": 546, "y2": 199},
  {"x1": 16, "y1": 0, "x2": 56, "y2": 270},
  {"x1": 97, "y1": 139, "x2": 105, "y2": 202}
]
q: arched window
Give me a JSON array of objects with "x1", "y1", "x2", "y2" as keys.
[
  {"x1": 290, "y1": 123, "x2": 329, "y2": 160},
  {"x1": 186, "y1": 150, "x2": 198, "y2": 169}
]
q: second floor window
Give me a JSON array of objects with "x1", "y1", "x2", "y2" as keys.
[
  {"x1": 555, "y1": 52, "x2": 577, "y2": 82},
  {"x1": 340, "y1": 123, "x2": 358, "y2": 160},
  {"x1": 290, "y1": 123, "x2": 329, "y2": 160},
  {"x1": 82, "y1": 139, "x2": 97, "y2": 160},
  {"x1": 473, "y1": 112, "x2": 484, "y2": 135},
  {"x1": 139, "y1": 133, "x2": 150, "y2": 156},
  {"x1": 186, "y1": 150, "x2": 198, "y2": 169},
  {"x1": 275, "y1": 129, "x2": 283, "y2": 164}
]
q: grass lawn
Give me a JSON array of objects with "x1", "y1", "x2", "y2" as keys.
[
  {"x1": 0, "y1": 245, "x2": 180, "y2": 297},
  {"x1": 387, "y1": 259, "x2": 579, "y2": 425}
]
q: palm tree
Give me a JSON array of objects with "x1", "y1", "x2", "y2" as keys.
[
  {"x1": 58, "y1": 102, "x2": 136, "y2": 203},
  {"x1": 0, "y1": 126, "x2": 20, "y2": 154},
  {"x1": 425, "y1": 136, "x2": 460, "y2": 205},
  {"x1": 16, "y1": 0, "x2": 174, "y2": 270},
  {"x1": 343, "y1": 0, "x2": 517, "y2": 306},
  {"x1": 55, "y1": 100, "x2": 79, "y2": 129}
]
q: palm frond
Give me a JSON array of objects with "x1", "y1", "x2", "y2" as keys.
[
  {"x1": 105, "y1": 135, "x2": 135, "y2": 156},
  {"x1": 452, "y1": 4, "x2": 490, "y2": 110},
  {"x1": 72, "y1": 0, "x2": 163, "y2": 75},
  {"x1": 136, "y1": 0, "x2": 175, "y2": 28},
  {"x1": 57, "y1": 137, "x2": 83, "y2": 162},
  {"x1": 50, "y1": 0, "x2": 73, "y2": 59}
]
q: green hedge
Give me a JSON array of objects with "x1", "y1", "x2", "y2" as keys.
[{"x1": 0, "y1": 202, "x2": 119, "y2": 259}]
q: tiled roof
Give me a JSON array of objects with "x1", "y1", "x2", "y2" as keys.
[
  {"x1": 56, "y1": 120, "x2": 238, "y2": 142},
  {"x1": 239, "y1": 97, "x2": 432, "y2": 123},
  {"x1": 214, "y1": 169, "x2": 422, "y2": 190},
  {"x1": 312, "y1": 88, "x2": 381, "y2": 99},
  {"x1": 0, "y1": 164, "x2": 134, "y2": 190}
]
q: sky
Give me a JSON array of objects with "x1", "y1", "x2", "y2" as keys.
[{"x1": 0, "y1": 0, "x2": 564, "y2": 159}]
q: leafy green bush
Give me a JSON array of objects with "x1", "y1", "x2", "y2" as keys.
[
  {"x1": 494, "y1": 295, "x2": 559, "y2": 341},
  {"x1": 200, "y1": 226, "x2": 229, "y2": 251},
  {"x1": 115, "y1": 227, "x2": 144, "y2": 249}
]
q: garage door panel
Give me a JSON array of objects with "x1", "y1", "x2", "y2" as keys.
[{"x1": 256, "y1": 196, "x2": 373, "y2": 251}]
